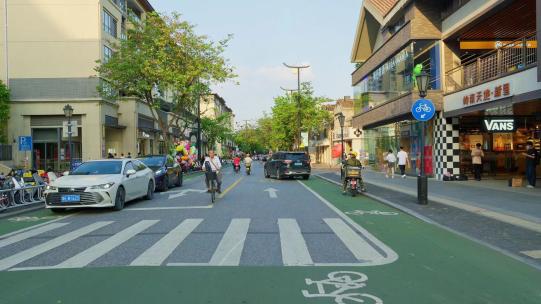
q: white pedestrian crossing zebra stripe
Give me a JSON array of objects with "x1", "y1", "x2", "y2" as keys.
[{"x1": 1, "y1": 217, "x2": 397, "y2": 270}]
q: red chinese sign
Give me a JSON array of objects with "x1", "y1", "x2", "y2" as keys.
[{"x1": 462, "y1": 83, "x2": 511, "y2": 107}]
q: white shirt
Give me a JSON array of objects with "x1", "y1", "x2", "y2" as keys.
[
  {"x1": 397, "y1": 151, "x2": 408, "y2": 165},
  {"x1": 386, "y1": 153, "x2": 397, "y2": 163},
  {"x1": 244, "y1": 157, "x2": 253, "y2": 166},
  {"x1": 204, "y1": 156, "x2": 222, "y2": 172}
]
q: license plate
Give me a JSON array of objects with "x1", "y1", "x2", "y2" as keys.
[
  {"x1": 294, "y1": 162, "x2": 302, "y2": 166},
  {"x1": 61, "y1": 194, "x2": 80, "y2": 203}
]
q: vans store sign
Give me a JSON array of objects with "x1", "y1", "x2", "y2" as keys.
[{"x1": 483, "y1": 118, "x2": 515, "y2": 132}]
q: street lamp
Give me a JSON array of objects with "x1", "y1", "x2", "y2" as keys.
[
  {"x1": 336, "y1": 112, "x2": 345, "y2": 162},
  {"x1": 283, "y1": 63, "x2": 310, "y2": 150},
  {"x1": 63, "y1": 104, "x2": 74, "y2": 171},
  {"x1": 415, "y1": 72, "x2": 430, "y2": 205}
]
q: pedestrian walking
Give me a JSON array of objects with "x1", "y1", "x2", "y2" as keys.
[
  {"x1": 522, "y1": 141, "x2": 539, "y2": 188},
  {"x1": 385, "y1": 149, "x2": 396, "y2": 178},
  {"x1": 107, "y1": 153, "x2": 114, "y2": 159},
  {"x1": 397, "y1": 147, "x2": 409, "y2": 178},
  {"x1": 127, "y1": 152, "x2": 132, "y2": 159},
  {"x1": 471, "y1": 143, "x2": 484, "y2": 181}
]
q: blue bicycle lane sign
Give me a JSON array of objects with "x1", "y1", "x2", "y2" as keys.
[{"x1": 411, "y1": 99, "x2": 435, "y2": 121}]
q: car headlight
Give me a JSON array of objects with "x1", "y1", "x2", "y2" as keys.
[
  {"x1": 155, "y1": 169, "x2": 165, "y2": 175},
  {"x1": 46, "y1": 185, "x2": 57, "y2": 191},
  {"x1": 89, "y1": 182, "x2": 115, "y2": 190}
]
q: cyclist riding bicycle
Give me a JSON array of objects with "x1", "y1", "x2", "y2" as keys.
[
  {"x1": 342, "y1": 151, "x2": 366, "y2": 193},
  {"x1": 203, "y1": 150, "x2": 222, "y2": 193}
]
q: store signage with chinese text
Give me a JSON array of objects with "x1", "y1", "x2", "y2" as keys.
[{"x1": 462, "y1": 82, "x2": 512, "y2": 108}]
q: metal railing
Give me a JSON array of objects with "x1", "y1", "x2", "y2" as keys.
[
  {"x1": 445, "y1": 34, "x2": 537, "y2": 93},
  {"x1": 0, "y1": 185, "x2": 46, "y2": 211}
]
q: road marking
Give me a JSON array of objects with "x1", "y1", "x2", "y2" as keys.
[
  {"x1": 218, "y1": 177, "x2": 243, "y2": 199},
  {"x1": 0, "y1": 222, "x2": 69, "y2": 249},
  {"x1": 324, "y1": 218, "x2": 382, "y2": 262},
  {"x1": 521, "y1": 250, "x2": 541, "y2": 259},
  {"x1": 130, "y1": 218, "x2": 203, "y2": 266},
  {"x1": 0, "y1": 213, "x2": 75, "y2": 239},
  {"x1": 209, "y1": 219, "x2": 250, "y2": 266},
  {"x1": 264, "y1": 187, "x2": 278, "y2": 198},
  {"x1": 302, "y1": 271, "x2": 382, "y2": 303},
  {"x1": 56, "y1": 220, "x2": 159, "y2": 268},
  {"x1": 297, "y1": 180, "x2": 398, "y2": 266},
  {"x1": 0, "y1": 221, "x2": 112, "y2": 271},
  {"x1": 278, "y1": 219, "x2": 313, "y2": 266},
  {"x1": 126, "y1": 205, "x2": 213, "y2": 211},
  {"x1": 168, "y1": 189, "x2": 208, "y2": 200}
]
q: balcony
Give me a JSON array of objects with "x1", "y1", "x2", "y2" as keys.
[{"x1": 445, "y1": 34, "x2": 537, "y2": 94}]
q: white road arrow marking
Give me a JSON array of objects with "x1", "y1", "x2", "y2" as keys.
[
  {"x1": 264, "y1": 188, "x2": 278, "y2": 199},
  {"x1": 168, "y1": 189, "x2": 208, "y2": 200}
]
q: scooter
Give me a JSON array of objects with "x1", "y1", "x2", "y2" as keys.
[
  {"x1": 246, "y1": 164, "x2": 251, "y2": 175},
  {"x1": 234, "y1": 164, "x2": 240, "y2": 174},
  {"x1": 342, "y1": 166, "x2": 365, "y2": 197}
]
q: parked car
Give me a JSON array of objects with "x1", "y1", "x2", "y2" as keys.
[
  {"x1": 139, "y1": 155, "x2": 183, "y2": 191},
  {"x1": 264, "y1": 151, "x2": 311, "y2": 180},
  {"x1": 44, "y1": 159, "x2": 155, "y2": 212}
]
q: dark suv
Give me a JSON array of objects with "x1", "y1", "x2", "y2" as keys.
[{"x1": 264, "y1": 152, "x2": 311, "y2": 180}]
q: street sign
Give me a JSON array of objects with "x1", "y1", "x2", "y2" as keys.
[
  {"x1": 62, "y1": 121, "x2": 78, "y2": 138},
  {"x1": 18, "y1": 136, "x2": 32, "y2": 151},
  {"x1": 411, "y1": 99, "x2": 435, "y2": 121}
]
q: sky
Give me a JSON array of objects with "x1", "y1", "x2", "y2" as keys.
[{"x1": 151, "y1": 0, "x2": 362, "y2": 124}]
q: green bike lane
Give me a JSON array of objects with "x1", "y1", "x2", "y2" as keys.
[{"x1": 0, "y1": 177, "x2": 540, "y2": 304}]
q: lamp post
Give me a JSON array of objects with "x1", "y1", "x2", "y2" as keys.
[
  {"x1": 336, "y1": 112, "x2": 346, "y2": 162},
  {"x1": 63, "y1": 104, "x2": 74, "y2": 171},
  {"x1": 416, "y1": 72, "x2": 430, "y2": 205},
  {"x1": 283, "y1": 63, "x2": 310, "y2": 150}
]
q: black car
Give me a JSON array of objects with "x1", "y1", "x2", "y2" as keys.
[
  {"x1": 138, "y1": 155, "x2": 183, "y2": 191},
  {"x1": 264, "y1": 152, "x2": 310, "y2": 180}
]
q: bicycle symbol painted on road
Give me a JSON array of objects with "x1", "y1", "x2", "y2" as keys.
[
  {"x1": 415, "y1": 103, "x2": 432, "y2": 113},
  {"x1": 345, "y1": 210, "x2": 398, "y2": 216},
  {"x1": 302, "y1": 271, "x2": 383, "y2": 304}
]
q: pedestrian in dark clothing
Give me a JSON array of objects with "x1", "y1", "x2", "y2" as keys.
[
  {"x1": 107, "y1": 153, "x2": 114, "y2": 159},
  {"x1": 127, "y1": 152, "x2": 132, "y2": 158},
  {"x1": 523, "y1": 141, "x2": 539, "y2": 188}
]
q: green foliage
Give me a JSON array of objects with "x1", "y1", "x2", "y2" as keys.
[
  {"x1": 0, "y1": 81, "x2": 10, "y2": 143},
  {"x1": 96, "y1": 12, "x2": 236, "y2": 145},
  {"x1": 201, "y1": 113, "x2": 233, "y2": 150}
]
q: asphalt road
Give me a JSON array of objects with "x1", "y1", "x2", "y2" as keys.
[{"x1": 0, "y1": 162, "x2": 540, "y2": 304}]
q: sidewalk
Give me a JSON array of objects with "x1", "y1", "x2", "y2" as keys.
[{"x1": 315, "y1": 168, "x2": 541, "y2": 225}]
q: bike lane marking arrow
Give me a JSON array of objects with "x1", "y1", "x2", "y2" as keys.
[
  {"x1": 168, "y1": 189, "x2": 208, "y2": 200},
  {"x1": 264, "y1": 188, "x2": 278, "y2": 198}
]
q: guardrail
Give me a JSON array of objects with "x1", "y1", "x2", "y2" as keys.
[
  {"x1": 0, "y1": 185, "x2": 46, "y2": 212},
  {"x1": 445, "y1": 34, "x2": 537, "y2": 93}
]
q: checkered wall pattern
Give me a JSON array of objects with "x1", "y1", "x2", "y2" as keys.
[{"x1": 433, "y1": 113, "x2": 460, "y2": 179}]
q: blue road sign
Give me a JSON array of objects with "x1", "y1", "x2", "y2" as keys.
[
  {"x1": 18, "y1": 136, "x2": 33, "y2": 151},
  {"x1": 411, "y1": 99, "x2": 435, "y2": 121}
]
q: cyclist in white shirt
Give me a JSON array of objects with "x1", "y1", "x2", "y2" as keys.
[
  {"x1": 385, "y1": 150, "x2": 396, "y2": 178},
  {"x1": 397, "y1": 146, "x2": 409, "y2": 178},
  {"x1": 203, "y1": 150, "x2": 222, "y2": 193}
]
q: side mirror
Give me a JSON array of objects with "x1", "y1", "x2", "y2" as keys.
[
  {"x1": 126, "y1": 169, "x2": 137, "y2": 177},
  {"x1": 63, "y1": 171, "x2": 70, "y2": 176}
]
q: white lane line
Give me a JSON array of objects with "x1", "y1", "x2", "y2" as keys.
[
  {"x1": 297, "y1": 180, "x2": 398, "y2": 266},
  {"x1": 56, "y1": 220, "x2": 159, "y2": 268},
  {"x1": 130, "y1": 219, "x2": 203, "y2": 266},
  {"x1": 209, "y1": 219, "x2": 250, "y2": 266},
  {"x1": 324, "y1": 218, "x2": 382, "y2": 262},
  {"x1": 0, "y1": 221, "x2": 113, "y2": 271},
  {"x1": 0, "y1": 222, "x2": 69, "y2": 249},
  {"x1": 126, "y1": 205, "x2": 212, "y2": 211},
  {"x1": 278, "y1": 219, "x2": 313, "y2": 266},
  {"x1": 521, "y1": 250, "x2": 541, "y2": 259}
]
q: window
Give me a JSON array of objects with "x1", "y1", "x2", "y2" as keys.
[
  {"x1": 103, "y1": 45, "x2": 113, "y2": 63},
  {"x1": 103, "y1": 10, "x2": 117, "y2": 37},
  {"x1": 123, "y1": 162, "x2": 135, "y2": 174},
  {"x1": 133, "y1": 160, "x2": 147, "y2": 171}
]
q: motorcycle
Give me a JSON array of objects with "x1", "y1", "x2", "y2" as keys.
[
  {"x1": 246, "y1": 164, "x2": 251, "y2": 175},
  {"x1": 342, "y1": 165, "x2": 365, "y2": 197},
  {"x1": 234, "y1": 164, "x2": 240, "y2": 174}
]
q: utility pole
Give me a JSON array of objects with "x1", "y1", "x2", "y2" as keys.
[
  {"x1": 195, "y1": 80, "x2": 202, "y2": 161},
  {"x1": 283, "y1": 63, "x2": 310, "y2": 150},
  {"x1": 4, "y1": 0, "x2": 9, "y2": 88}
]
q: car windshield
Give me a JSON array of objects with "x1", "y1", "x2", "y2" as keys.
[
  {"x1": 139, "y1": 156, "x2": 165, "y2": 167},
  {"x1": 285, "y1": 153, "x2": 308, "y2": 161},
  {"x1": 71, "y1": 161, "x2": 123, "y2": 175}
]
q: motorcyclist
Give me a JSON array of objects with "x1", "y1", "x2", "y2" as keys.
[
  {"x1": 233, "y1": 155, "x2": 241, "y2": 173},
  {"x1": 244, "y1": 154, "x2": 253, "y2": 174},
  {"x1": 342, "y1": 151, "x2": 365, "y2": 193}
]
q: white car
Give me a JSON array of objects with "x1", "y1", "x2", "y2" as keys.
[{"x1": 44, "y1": 159, "x2": 155, "y2": 211}]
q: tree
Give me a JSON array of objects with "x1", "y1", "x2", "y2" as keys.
[
  {"x1": 96, "y1": 12, "x2": 236, "y2": 147},
  {"x1": 201, "y1": 113, "x2": 233, "y2": 151},
  {"x1": 0, "y1": 81, "x2": 9, "y2": 143}
]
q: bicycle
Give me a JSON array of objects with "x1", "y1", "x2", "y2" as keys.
[
  {"x1": 415, "y1": 103, "x2": 432, "y2": 113},
  {"x1": 206, "y1": 171, "x2": 218, "y2": 203}
]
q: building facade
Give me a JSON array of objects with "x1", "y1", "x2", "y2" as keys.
[
  {"x1": 350, "y1": 0, "x2": 540, "y2": 180},
  {"x1": 200, "y1": 94, "x2": 235, "y2": 157}
]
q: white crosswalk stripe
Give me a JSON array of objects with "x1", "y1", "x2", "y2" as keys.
[
  {"x1": 130, "y1": 219, "x2": 203, "y2": 266},
  {"x1": 278, "y1": 218, "x2": 313, "y2": 266},
  {"x1": 0, "y1": 222, "x2": 69, "y2": 249},
  {"x1": 56, "y1": 220, "x2": 159, "y2": 268},
  {"x1": 324, "y1": 218, "x2": 382, "y2": 262},
  {"x1": 209, "y1": 219, "x2": 250, "y2": 266},
  {"x1": 0, "y1": 221, "x2": 113, "y2": 271}
]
